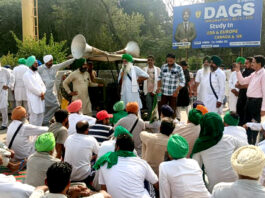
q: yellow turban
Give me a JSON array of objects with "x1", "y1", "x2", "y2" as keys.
[{"x1": 231, "y1": 145, "x2": 265, "y2": 178}]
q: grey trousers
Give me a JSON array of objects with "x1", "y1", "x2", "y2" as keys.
[
  {"x1": 146, "y1": 93, "x2": 154, "y2": 119},
  {"x1": 0, "y1": 107, "x2": 8, "y2": 127},
  {"x1": 43, "y1": 105, "x2": 60, "y2": 126}
]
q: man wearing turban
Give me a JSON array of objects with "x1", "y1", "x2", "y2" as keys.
[
  {"x1": 6, "y1": 106, "x2": 48, "y2": 160},
  {"x1": 212, "y1": 145, "x2": 265, "y2": 197},
  {"x1": 38, "y1": 55, "x2": 74, "y2": 126},
  {"x1": 13, "y1": 58, "x2": 29, "y2": 111},
  {"x1": 173, "y1": 106, "x2": 205, "y2": 157},
  {"x1": 23, "y1": 55, "x2": 46, "y2": 126},
  {"x1": 114, "y1": 102, "x2": 145, "y2": 156},
  {"x1": 63, "y1": 58, "x2": 103, "y2": 115},
  {"x1": 110, "y1": 101, "x2": 128, "y2": 125},
  {"x1": 0, "y1": 62, "x2": 15, "y2": 130},
  {"x1": 192, "y1": 112, "x2": 247, "y2": 192},
  {"x1": 119, "y1": 54, "x2": 149, "y2": 110},
  {"x1": 159, "y1": 134, "x2": 210, "y2": 198},
  {"x1": 204, "y1": 55, "x2": 226, "y2": 114},
  {"x1": 223, "y1": 111, "x2": 248, "y2": 144},
  {"x1": 25, "y1": 132, "x2": 60, "y2": 187}
]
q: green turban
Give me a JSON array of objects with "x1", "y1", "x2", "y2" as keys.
[
  {"x1": 224, "y1": 111, "x2": 239, "y2": 126},
  {"x1": 35, "y1": 132, "x2": 55, "y2": 152},
  {"x1": 188, "y1": 109, "x2": 203, "y2": 125},
  {"x1": 211, "y1": 55, "x2": 222, "y2": 66},
  {"x1": 26, "y1": 56, "x2": 36, "y2": 67},
  {"x1": 73, "y1": 58, "x2": 86, "y2": 68},
  {"x1": 191, "y1": 112, "x2": 224, "y2": 157},
  {"x1": 122, "y1": 54, "x2": 133, "y2": 63},
  {"x1": 203, "y1": 56, "x2": 211, "y2": 63},
  {"x1": 114, "y1": 125, "x2": 132, "y2": 138},
  {"x1": 18, "y1": 58, "x2": 26, "y2": 65},
  {"x1": 236, "y1": 57, "x2": 246, "y2": 65},
  {"x1": 113, "y1": 101, "x2": 125, "y2": 112},
  {"x1": 167, "y1": 134, "x2": 189, "y2": 159}
]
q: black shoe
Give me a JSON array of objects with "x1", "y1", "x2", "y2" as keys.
[{"x1": 0, "y1": 126, "x2": 7, "y2": 130}]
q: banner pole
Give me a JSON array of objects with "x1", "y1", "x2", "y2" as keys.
[{"x1": 240, "y1": 47, "x2": 243, "y2": 57}]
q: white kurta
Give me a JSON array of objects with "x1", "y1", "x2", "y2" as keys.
[
  {"x1": 6, "y1": 120, "x2": 48, "y2": 160},
  {"x1": 64, "y1": 133, "x2": 99, "y2": 181},
  {"x1": 204, "y1": 68, "x2": 226, "y2": 114},
  {"x1": 192, "y1": 135, "x2": 247, "y2": 192},
  {"x1": 0, "y1": 67, "x2": 14, "y2": 109},
  {"x1": 0, "y1": 174, "x2": 35, "y2": 198},
  {"x1": 195, "y1": 67, "x2": 210, "y2": 104},
  {"x1": 223, "y1": 126, "x2": 248, "y2": 145},
  {"x1": 23, "y1": 69, "x2": 46, "y2": 114},
  {"x1": 212, "y1": 179, "x2": 265, "y2": 198},
  {"x1": 258, "y1": 140, "x2": 265, "y2": 186},
  {"x1": 98, "y1": 157, "x2": 158, "y2": 198},
  {"x1": 13, "y1": 65, "x2": 29, "y2": 101},
  {"x1": 68, "y1": 113, "x2": 96, "y2": 135},
  {"x1": 118, "y1": 66, "x2": 149, "y2": 109},
  {"x1": 228, "y1": 71, "x2": 239, "y2": 112},
  {"x1": 159, "y1": 158, "x2": 211, "y2": 198}
]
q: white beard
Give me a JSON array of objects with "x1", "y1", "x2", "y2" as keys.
[
  {"x1": 202, "y1": 65, "x2": 210, "y2": 75},
  {"x1": 122, "y1": 62, "x2": 133, "y2": 74}
]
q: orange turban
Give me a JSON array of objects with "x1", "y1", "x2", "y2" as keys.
[
  {"x1": 11, "y1": 106, "x2": 26, "y2": 120},
  {"x1": 67, "y1": 99, "x2": 82, "y2": 113},
  {"x1": 126, "y1": 102, "x2": 139, "y2": 114},
  {"x1": 196, "y1": 105, "x2": 208, "y2": 115}
]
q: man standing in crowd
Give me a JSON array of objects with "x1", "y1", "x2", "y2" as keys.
[
  {"x1": 13, "y1": 58, "x2": 29, "y2": 111},
  {"x1": 195, "y1": 56, "x2": 211, "y2": 104},
  {"x1": 235, "y1": 55, "x2": 265, "y2": 145},
  {"x1": 23, "y1": 56, "x2": 46, "y2": 126},
  {"x1": 63, "y1": 58, "x2": 103, "y2": 115},
  {"x1": 38, "y1": 55, "x2": 74, "y2": 126},
  {"x1": 176, "y1": 60, "x2": 190, "y2": 120},
  {"x1": 143, "y1": 55, "x2": 160, "y2": 119},
  {"x1": 157, "y1": 54, "x2": 185, "y2": 118},
  {"x1": 119, "y1": 54, "x2": 149, "y2": 111},
  {"x1": 229, "y1": 62, "x2": 241, "y2": 112},
  {"x1": 236, "y1": 57, "x2": 255, "y2": 126},
  {"x1": 205, "y1": 55, "x2": 226, "y2": 114},
  {"x1": 212, "y1": 145, "x2": 265, "y2": 198},
  {"x1": 0, "y1": 63, "x2": 14, "y2": 130}
]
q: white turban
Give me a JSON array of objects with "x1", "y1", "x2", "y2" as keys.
[
  {"x1": 231, "y1": 145, "x2": 265, "y2": 178},
  {"x1": 43, "y1": 55, "x2": 53, "y2": 64}
]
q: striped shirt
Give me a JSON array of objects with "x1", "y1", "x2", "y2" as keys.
[
  {"x1": 159, "y1": 63, "x2": 185, "y2": 96},
  {"x1": 89, "y1": 124, "x2": 114, "y2": 143}
]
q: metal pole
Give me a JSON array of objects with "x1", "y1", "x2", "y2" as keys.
[{"x1": 240, "y1": 47, "x2": 243, "y2": 57}]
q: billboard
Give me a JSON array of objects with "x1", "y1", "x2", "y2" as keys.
[{"x1": 172, "y1": 0, "x2": 263, "y2": 49}]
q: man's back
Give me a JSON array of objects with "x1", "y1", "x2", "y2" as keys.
[
  {"x1": 89, "y1": 124, "x2": 114, "y2": 144},
  {"x1": 68, "y1": 113, "x2": 96, "y2": 135},
  {"x1": 223, "y1": 126, "x2": 248, "y2": 144},
  {"x1": 159, "y1": 158, "x2": 210, "y2": 198},
  {"x1": 115, "y1": 114, "x2": 145, "y2": 156},
  {"x1": 64, "y1": 133, "x2": 99, "y2": 181},
  {"x1": 26, "y1": 152, "x2": 60, "y2": 187},
  {"x1": 192, "y1": 135, "x2": 247, "y2": 192},
  {"x1": 48, "y1": 122, "x2": 68, "y2": 145},
  {"x1": 98, "y1": 157, "x2": 158, "y2": 198},
  {"x1": 212, "y1": 180, "x2": 265, "y2": 198}
]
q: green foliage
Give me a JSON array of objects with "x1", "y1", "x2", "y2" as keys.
[
  {"x1": 188, "y1": 56, "x2": 203, "y2": 71},
  {"x1": 12, "y1": 32, "x2": 68, "y2": 63},
  {"x1": 0, "y1": 52, "x2": 17, "y2": 67}
]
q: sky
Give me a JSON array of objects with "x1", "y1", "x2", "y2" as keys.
[{"x1": 163, "y1": 0, "x2": 205, "y2": 15}]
